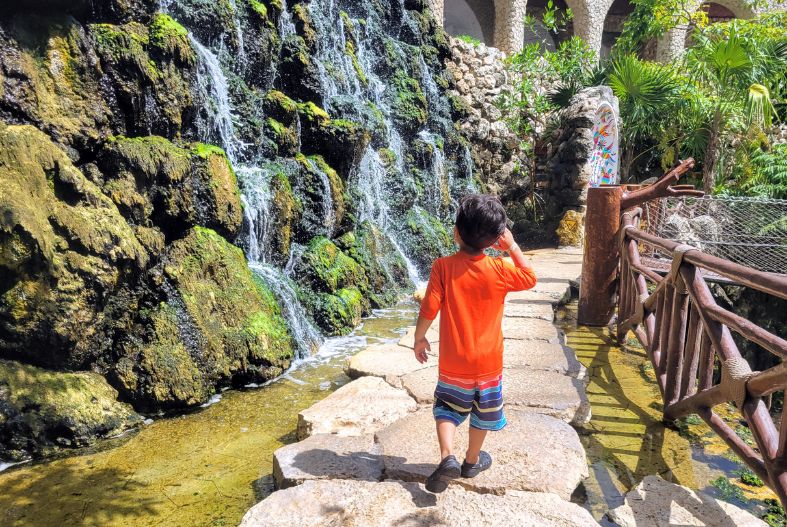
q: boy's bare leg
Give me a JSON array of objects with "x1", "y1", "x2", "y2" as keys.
[
  {"x1": 436, "y1": 420, "x2": 457, "y2": 459},
  {"x1": 465, "y1": 427, "x2": 488, "y2": 464}
]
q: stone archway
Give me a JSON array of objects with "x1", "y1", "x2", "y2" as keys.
[
  {"x1": 442, "y1": 0, "x2": 496, "y2": 45},
  {"x1": 565, "y1": 0, "x2": 617, "y2": 58},
  {"x1": 656, "y1": 0, "x2": 756, "y2": 61}
]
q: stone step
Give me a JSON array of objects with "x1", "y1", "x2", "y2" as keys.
[
  {"x1": 273, "y1": 434, "x2": 383, "y2": 489},
  {"x1": 297, "y1": 376, "x2": 416, "y2": 440},
  {"x1": 502, "y1": 317, "x2": 561, "y2": 342},
  {"x1": 399, "y1": 367, "x2": 590, "y2": 426},
  {"x1": 373, "y1": 408, "x2": 589, "y2": 500},
  {"x1": 398, "y1": 325, "x2": 440, "y2": 348},
  {"x1": 504, "y1": 339, "x2": 586, "y2": 378},
  {"x1": 346, "y1": 343, "x2": 437, "y2": 384},
  {"x1": 239, "y1": 479, "x2": 601, "y2": 527},
  {"x1": 503, "y1": 299, "x2": 555, "y2": 320},
  {"x1": 608, "y1": 475, "x2": 768, "y2": 527}
]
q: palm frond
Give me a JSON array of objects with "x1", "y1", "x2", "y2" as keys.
[{"x1": 745, "y1": 84, "x2": 775, "y2": 128}]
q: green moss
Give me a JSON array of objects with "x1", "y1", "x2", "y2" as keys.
[
  {"x1": 309, "y1": 287, "x2": 364, "y2": 336},
  {"x1": 292, "y1": 3, "x2": 317, "y2": 48},
  {"x1": 248, "y1": 0, "x2": 268, "y2": 20},
  {"x1": 710, "y1": 476, "x2": 748, "y2": 504},
  {"x1": 0, "y1": 359, "x2": 140, "y2": 459},
  {"x1": 308, "y1": 155, "x2": 345, "y2": 222},
  {"x1": 268, "y1": 169, "x2": 299, "y2": 263},
  {"x1": 390, "y1": 69, "x2": 428, "y2": 130},
  {"x1": 378, "y1": 148, "x2": 397, "y2": 167},
  {"x1": 345, "y1": 40, "x2": 368, "y2": 86},
  {"x1": 148, "y1": 13, "x2": 194, "y2": 64},
  {"x1": 297, "y1": 101, "x2": 331, "y2": 124},
  {"x1": 190, "y1": 142, "x2": 227, "y2": 160},
  {"x1": 735, "y1": 467, "x2": 764, "y2": 487},
  {"x1": 455, "y1": 34, "x2": 481, "y2": 46},
  {"x1": 264, "y1": 90, "x2": 299, "y2": 116},
  {"x1": 762, "y1": 499, "x2": 787, "y2": 527},
  {"x1": 299, "y1": 236, "x2": 367, "y2": 293}
]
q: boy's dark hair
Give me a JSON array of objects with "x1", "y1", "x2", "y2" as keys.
[{"x1": 455, "y1": 194, "x2": 507, "y2": 252}]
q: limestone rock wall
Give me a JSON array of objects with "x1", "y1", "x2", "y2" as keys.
[{"x1": 446, "y1": 38, "x2": 528, "y2": 201}]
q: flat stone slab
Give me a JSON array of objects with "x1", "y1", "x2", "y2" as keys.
[
  {"x1": 346, "y1": 343, "x2": 437, "y2": 385},
  {"x1": 503, "y1": 299, "x2": 555, "y2": 320},
  {"x1": 374, "y1": 408, "x2": 588, "y2": 500},
  {"x1": 239, "y1": 479, "x2": 600, "y2": 527},
  {"x1": 504, "y1": 339, "x2": 586, "y2": 378},
  {"x1": 273, "y1": 434, "x2": 383, "y2": 489},
  {"x1": 397, "y1": 325, "x2": 440, "y2": 348},
  {"x1": 502, "y1": 317, "x2": 561, "y2": 342},
  {"x1": 297, "y1": 376, "x2": 416, "y2": 440},
  {"x1": 608, "y1": 476, "x2": 768, "y2": 527},
  {"x1": 399, "y1": 367, "x2": 590, "y2": 426}
]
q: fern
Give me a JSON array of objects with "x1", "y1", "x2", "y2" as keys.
[{"x1": 743, "y1": 143, "x2": 787, "y2": 199}]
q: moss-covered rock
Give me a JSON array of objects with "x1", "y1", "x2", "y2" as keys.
[
  {"x1": 404, "y1": 206, "x2": 453, "y2": 275},
  {"x1": 98, "y1": 136, "x2": 243, "y2": 239},
  {"x1": 0, "y1": 124, "x2": 148, "y2": 369},
  {"x1": 296, "y1": 236, "x2": 367, "y2": 294},
  {"x1": 148, "y1": 13, "x2": 194, "y2": 65},
  {"x1": 0, "y1": 359, "x2": 141, "y2": 460},
  {"x1": 279, "y1": 35, "x2": 323, "y2": 103},
  {"x1": 337, "y1": 223, "x2": 410, "y2": 308},
  {"x1": 114, "y1": 227, "x2": 294, "y2": 411},
  {"x1": 308, "y1": 287, "x2": 364, "y2": 336},
  {"x1": 389, "y1": 69, "x2": 428, "y2": 134},
  {"x1": 292, "y1": 155, "x2": 345, "y2": 239}
]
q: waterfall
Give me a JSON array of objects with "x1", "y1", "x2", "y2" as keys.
[
  {"x1": 188, "y1": 31, "x2": 322, "y2": 357},
  {"x1": 307, "y1": 158, "x2": 335, "y2": 236},
  {"x1": 417, "y1": 130, "x2": 448, "y2": 217},
  {"x1": 278, "y1": 0, "x2": 297, "y2": 40}
]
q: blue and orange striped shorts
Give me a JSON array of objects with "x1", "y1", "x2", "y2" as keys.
[{"x1": 433, "y1": 373, "x2": 507, "y2": 431}]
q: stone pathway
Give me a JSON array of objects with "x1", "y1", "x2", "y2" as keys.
[
  {"x1": 242, "y1": 248, "x2": 599, "y2": 526},
  {"x1": 238, "y1": 248, "x2": 766, "y2": 526}
]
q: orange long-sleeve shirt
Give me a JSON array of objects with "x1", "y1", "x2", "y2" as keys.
[{"x1": 419, "y1": 252, "x2": 537, "y2": 378}]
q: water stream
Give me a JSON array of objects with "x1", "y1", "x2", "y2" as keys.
[{"x1": 0, "y1": 303, "x2": 419, "y2": 527}]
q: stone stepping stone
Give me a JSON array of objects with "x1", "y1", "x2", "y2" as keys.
[
  {"x1": 503, "y1": 299, "x2": 555, "y2": 320},
  {"x1": 399, "y1": 367, "x2": 590, "y2": 426},
  {"x1": 502, "y1": 317, "x2": 561, "y2": 342},
  {"x1": 239, "y1": 479, "x2": 601, "y2": 527},
  {"x1": 397, "y1": 324, "x2": 440, "y2": 348},
  {"x1": 273, "y1": 434, "x2": 383, "y2": 489},
  {"x1": 297, "y1": 376, "x2": 416, "y2": 440},
  {"x1": 506, "y1": 289, "x2": 560, "y2": 304},
  {"x1": 608, "y1": 475, "x2": 768, "y2": 527},
  {"x1": 374, "y1": 408, "x2": 588, "y2": 500},
  {"x1": 346, "y1": 343, "x2": 436, "y2": 384},
  {"x1": 504, "y1": 339, "x2": 586, "y2": 378}
]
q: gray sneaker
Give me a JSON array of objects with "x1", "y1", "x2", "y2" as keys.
[
  {"x1": 425, "y1": 455, "x2": 461, "y2": 493},
  {"x1": 461, "y1": 450, "x2": 492, "y2": 478}
]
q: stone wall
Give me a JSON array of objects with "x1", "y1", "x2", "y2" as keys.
[{"x1": 445, "y1": 38, "x2": 529, "y2": 201}]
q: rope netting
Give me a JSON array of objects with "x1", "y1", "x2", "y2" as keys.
[{"x1": 641, "y1": 196, "x2": 787, "y2": 275}]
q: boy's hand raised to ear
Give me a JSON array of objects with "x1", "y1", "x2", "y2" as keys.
[
  {"x1": 414, "y1": 337, "x2": 430, "y2": 363},
  {"x1": 492, "y1": 228, "x2": 516, "y2": 252}
]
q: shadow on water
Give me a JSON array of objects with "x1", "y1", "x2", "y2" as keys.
[{"x1": 561, "y1": 310, "x2": 750, "y2": 524}]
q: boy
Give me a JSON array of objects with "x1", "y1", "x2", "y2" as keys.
[{"x1": 413, "y1": 194, "x2": 537, "y2": 493}]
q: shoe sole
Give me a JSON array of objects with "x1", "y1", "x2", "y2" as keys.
[{"x1": 425, "y1": 466, "x2": 461, "y2": 493}]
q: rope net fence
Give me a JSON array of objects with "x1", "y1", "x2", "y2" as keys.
[{"x1": 641, "y1": 196, "x2": 787, "y2": 275}]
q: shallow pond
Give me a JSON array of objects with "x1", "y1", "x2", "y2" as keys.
[
  {"x1": 0, "y1": 303, "x2": 418, "y2": 527},
  {"x1": 558, "y1": 303, "x2": 780, "y2": 524}
]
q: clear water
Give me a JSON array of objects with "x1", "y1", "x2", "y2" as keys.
[{"x1": 0, "y1": 303, "x2": 419, "y2": 527}]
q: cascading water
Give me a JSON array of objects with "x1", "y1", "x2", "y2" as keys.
[{"x1": 187, "y1": 27, "x2": 322, "y2": 357}]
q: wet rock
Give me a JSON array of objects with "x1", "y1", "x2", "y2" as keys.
[
  {"x1": 113, "y1": 227, "x2": 294, "y2": 412},
  {"x1": 346, "y1": 343, "x2": 437, "y2": 385},
  {"x1": 272, "y1": 434, "x2": 384, "y2": 489},
  {"x1": 399, "y1": 367, "x2": 590, "y2": 425},
  {"x1": 374, "y1": 408, "x2": 588, "y2": 499},
  {"x1": 608, "y1": 475, "x2": 768, "y2": 527},
  {"x1": 0, "y1": 124, "x2": 148, "y2": 369},
  {"x1": 297, "y1": 376, "x2": 416, "y2": 440},
  {"x1": 0, "y1": 359, "x2": 140, "y2": 460},
  {"x1": 98, "y1": 137, "x2": 243, "y2": 239},
  {"x1": 240, "y1": 479, "x2": 600, "y2": 527}
]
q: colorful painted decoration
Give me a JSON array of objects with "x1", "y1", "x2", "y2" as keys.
[{"x1": 588, "y1": 102, "x2": 619, "y2": 187}]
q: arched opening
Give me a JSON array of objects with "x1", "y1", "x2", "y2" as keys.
[
  {"x1": 685, "y1": 2, "x2": 743, "y2": 46},
  {"x1": 523, "y1": 0, "x2": 574, "y2": 52},
  {"x1": 602, "y1": 0, "x2": 634, "y2": 58},
  {"x1": 444, "y1": 0, "x2": 495, "y2": 46}
]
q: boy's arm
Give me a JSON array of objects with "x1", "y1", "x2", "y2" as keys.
[
  {"x1": 413, "y1": 316, "x2": 433, "y2": 363},
  {"x1": 493, "y1": 228, "x2": 537, "y2": 290}
]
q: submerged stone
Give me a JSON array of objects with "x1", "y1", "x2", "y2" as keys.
[
  {"x1": 240, "y1": 479, "x2": 601, "y2": 527},
  {"x1": 297, "y1": 376, "x2": 416, "y2": 440},
  {"x1": 0, "y1": 359, "x2": 140, "y2": 460}
]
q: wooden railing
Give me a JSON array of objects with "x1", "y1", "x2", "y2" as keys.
[{"x1": 617, "y1": 206, "x2": 787, "y2": 505}]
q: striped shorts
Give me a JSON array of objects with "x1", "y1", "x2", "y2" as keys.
[{"x1": 433, "y1": 373, "x2": 507, "y2": 431}]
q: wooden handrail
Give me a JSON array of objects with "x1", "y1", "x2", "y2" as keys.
[{"x1": 617, "y1": 204, "x2": 787, "y2": 506}]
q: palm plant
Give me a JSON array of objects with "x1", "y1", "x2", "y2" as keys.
[
  {"x1": 684, "y1": 25, "x2": 785, "y2": 192},
  {"x1": 608, "y1": 54, "x2": 682, "y2": 177}
]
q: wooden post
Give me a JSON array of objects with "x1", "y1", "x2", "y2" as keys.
[{"x1": 578, "y1": 186, "x2": 623, "y2": 326}]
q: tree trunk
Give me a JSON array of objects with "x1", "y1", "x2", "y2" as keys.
[{"x1": 703, "y1": 112, "x2": 722, "y2": 194}]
